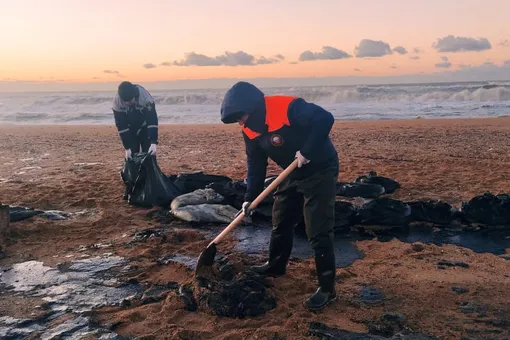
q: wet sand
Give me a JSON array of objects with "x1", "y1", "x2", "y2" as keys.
[{"x1": 1, "y1": 118, "x2": 510, "y2": 339}]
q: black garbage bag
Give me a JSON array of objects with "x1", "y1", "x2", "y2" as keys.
[
  {"x1": 407, "y1": 200, "x2": 456, "y2": 225},
  {"x1": 173, "y1": 172, "x2": 232, "y2": 194},
  {"x1": 334, "y1": 201, "x2": 358, "y2": 231},
  {"x1": 205, "y1": 176, "x2": 277, "y2": 210},
  {"x1": 336, "y1": 182, "x2": 385, "y2": 199},
  {"x1": 206, "y1": 180, "x2": 246, "y2": 209},
  {"x1": 121, "y1": 152, "x2": 145, "y2": 195},
  {"x1": 123, "y1": 153, "x2": 181, "y2": 208},
  {"x1": 355, "y1": 171, "x2": 401, "y2": 194},
  {"x1": 460, "y1": 192, "x2": 510, "y2": 226},
  {"x1": 357, "y1": 197, "x2": 411, "y2": 226}
]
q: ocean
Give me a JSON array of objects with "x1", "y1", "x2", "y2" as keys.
[{"x1": 1, "y1": 81, "x2": 509, "y2": 124}]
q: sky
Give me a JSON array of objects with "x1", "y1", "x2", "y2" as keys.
[{"x1": 1, "y1": 0, "x2": 510, "y2": 91}]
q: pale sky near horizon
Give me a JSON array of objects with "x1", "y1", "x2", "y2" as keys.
[{"x1": 1, "y1": 0, "x2": 510, "y2": 89}]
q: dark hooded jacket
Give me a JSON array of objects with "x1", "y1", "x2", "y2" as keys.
[{"x1": 221, "y1": 81, "x2": 339, "y2": 201}]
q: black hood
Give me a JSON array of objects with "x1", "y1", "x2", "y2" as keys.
[{"x1": 220, "y1": 82, "x2": 266, "y2": 130}]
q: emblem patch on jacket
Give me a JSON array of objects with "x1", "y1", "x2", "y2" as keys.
[{"x1": 270, "y1": 134, "x2": 284, "y2": 146}]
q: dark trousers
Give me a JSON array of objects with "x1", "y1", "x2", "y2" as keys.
[
  {"x1": 267, "y1": 163, "x2": 338, "y2": 292},
  {"x1": 128, "y1": 127, "x2": 151, "y2": 155}
]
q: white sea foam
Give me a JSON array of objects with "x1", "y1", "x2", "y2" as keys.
[{"x1": 1, "y1": 82, "x2": 509, "y2": 124}]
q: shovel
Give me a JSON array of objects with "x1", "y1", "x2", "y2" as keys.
[{"x1": 194, "y1": 159, "x2": 299, "y2": 279}]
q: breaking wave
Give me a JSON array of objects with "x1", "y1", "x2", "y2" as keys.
[{"x1": 1, "y1": 82, "x2": 510, "y2": 124}]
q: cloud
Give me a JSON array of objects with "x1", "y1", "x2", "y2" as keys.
[
  {"x1": 505, "y1": 59, "x2": 510, "y2": 66},
  {"x1": 413, "y1": 47, "x2": 423, "y2": 54},
  {"x1": 432, "y1": 35, "x2": 492, "y2": 52},
  {"x1": 390, "y1": 64, "x2": 398, "y2": 69},
  {"x1": 256, "y1": 55, "x2": 285, "y2": 65},
  {"x1": 354, "y1": 39, "x2": 392, "y2": 58},
  {"x1": 435, "y1": 56, "x2": 452, "y2": 68},
  {"x1": 103, "y1": 70, "x2": 124, "y2": 77},
  {"x1": 172, "y1": 51, "x2": 283, "y2": 66},
  {"x1": 298, "y1": 46, "x2": 352, "y2": 61},
  {"x1": 499, "y1": 39, "x2": 509, "y2": 47},
  {"x1": 409, "y1": 56, "x2": 420, "y2": 60},
  {"x1": 393, "y1": 46, "x2": 408, "y2": 55},
  {"x1": 143, "y1": 63, "x2": 157, "y2": 69},
  {"x1": 160, "y1": 62, "x2": 172, "y2": 66},
  {"x1": 354, "y1": 68, "x2": 361, "y2": 72}
]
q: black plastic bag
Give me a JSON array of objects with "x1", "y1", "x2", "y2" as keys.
[
  {"x1": 357, "y1": 197, "x2": 411, "y2": 226},
  {"x1": 407, "y1": 200, "x2": 456, "y2": 225},
  {"x1": 334, "y1": 201, "x2": 358, "y2": 231},
  {"x1": 355, "y1": 171, "x2": 401, "y2": 194},
  {"x1": 460, "y1": 192, "x2": 510, "y2": 226},
  {"x1": 173, "y1": 172, "x2": 232, "y2": 194},
  {"x1": 122, "y1": 153, "x2": 181, "y2": 208},
  {"x1": 336, "y1": 182, "x2": 385, "y2": 199}
]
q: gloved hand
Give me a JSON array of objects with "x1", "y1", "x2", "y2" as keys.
[
  {"x1": 148, "y1": 144, "x2": 157, "y2": 155},
  {"x1": 241, "y1": 201, "x2": 253, "y2": 216},
  {"x1": 125, "y1": 149, "x2": 132, "y2": 160},
  {"x1": 295, "y1": 151, "x2": 310, "y2": 168}
]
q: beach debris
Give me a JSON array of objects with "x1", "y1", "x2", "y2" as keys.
[
  {"x1": 0, "y1": 255, "x2": 152, "y2": 338},
  {"x1": 198, "y1": 269, "x2": 277, "y2": 318},
  {"x1": 170, "y1": 188, "x2": 225, "y2": 210},
  {"x1": 122, "y1": 152, "x2": 181, "y2": 208},
  {"x1": 359, "y1": 287, "x2": 385, "y2": 305},
  {"x1": 141, "y1": 282, "x2": 179, "y2": 304},
  {"x1": 336, "y1": 181, "x2": 386, "y2": 199},
  {"x1": 308, "y1": 321, "x2": 437, "y2": 339},
  {"x1": 451, "y1": 286, "x2": 469, "y2": 294},
  {"x1": 437, "y1": 260, "x2": 469, "y2": 269},
  {"x1": 407, "y1": 200, "x2": 457, "y2": 225},
  {"x1": 171, "y1": 203, "x2": 244, "y2": 224},
  {"x1": 355, "y1": 171, "x2": 401, "y2": 194},
  {"x1": 460, "y1": 192, "x2": 510, "y2": 226},
  {"x1": 173, "y1": 171, "x2": 232, "y2": 194},
  {"x1": 178, "y1": 284, "x2": 198, "y2": 311},
  {"x1": 357, "y1": 197, "x2": 412, "y2": 226},
  {"x1": 367, "y1": 312, "x2": 408, "y2": 337},
  {"x1": 8, "y1": 206, "x2": 72, "y2": 222}
]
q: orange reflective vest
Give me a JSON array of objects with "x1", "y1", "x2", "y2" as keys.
[{"x1": 242, "y1": 95, "x2": 297, "y2": 139}]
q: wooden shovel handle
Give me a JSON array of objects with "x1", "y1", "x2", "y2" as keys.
[{"x1": 208, "y1": 159, "x2": 299, "y2": 246}]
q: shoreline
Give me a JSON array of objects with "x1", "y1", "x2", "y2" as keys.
[{"x1": 1, "y1": 115, "x2": 510, "y2": 128}]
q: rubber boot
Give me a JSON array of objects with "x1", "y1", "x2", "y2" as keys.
[
  {"x1": 250, "y1": 227, "x2": 293, "y2": 277},
  {"x1": 304, "y1": 248, "x2": 337, "y2": 311}
]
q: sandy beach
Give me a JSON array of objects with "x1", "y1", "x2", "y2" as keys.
[{"x1": 1, "y1": 118, "x2": 510, "y2": 339}]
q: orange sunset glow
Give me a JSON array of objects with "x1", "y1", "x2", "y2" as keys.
[{"x1": 1, "y1": 0, "x2": 509, "y2": 89}]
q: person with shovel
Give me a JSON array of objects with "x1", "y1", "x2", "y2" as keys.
[{"x1": 219, "y1": 81, "x2": 339, "y2": 311}]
